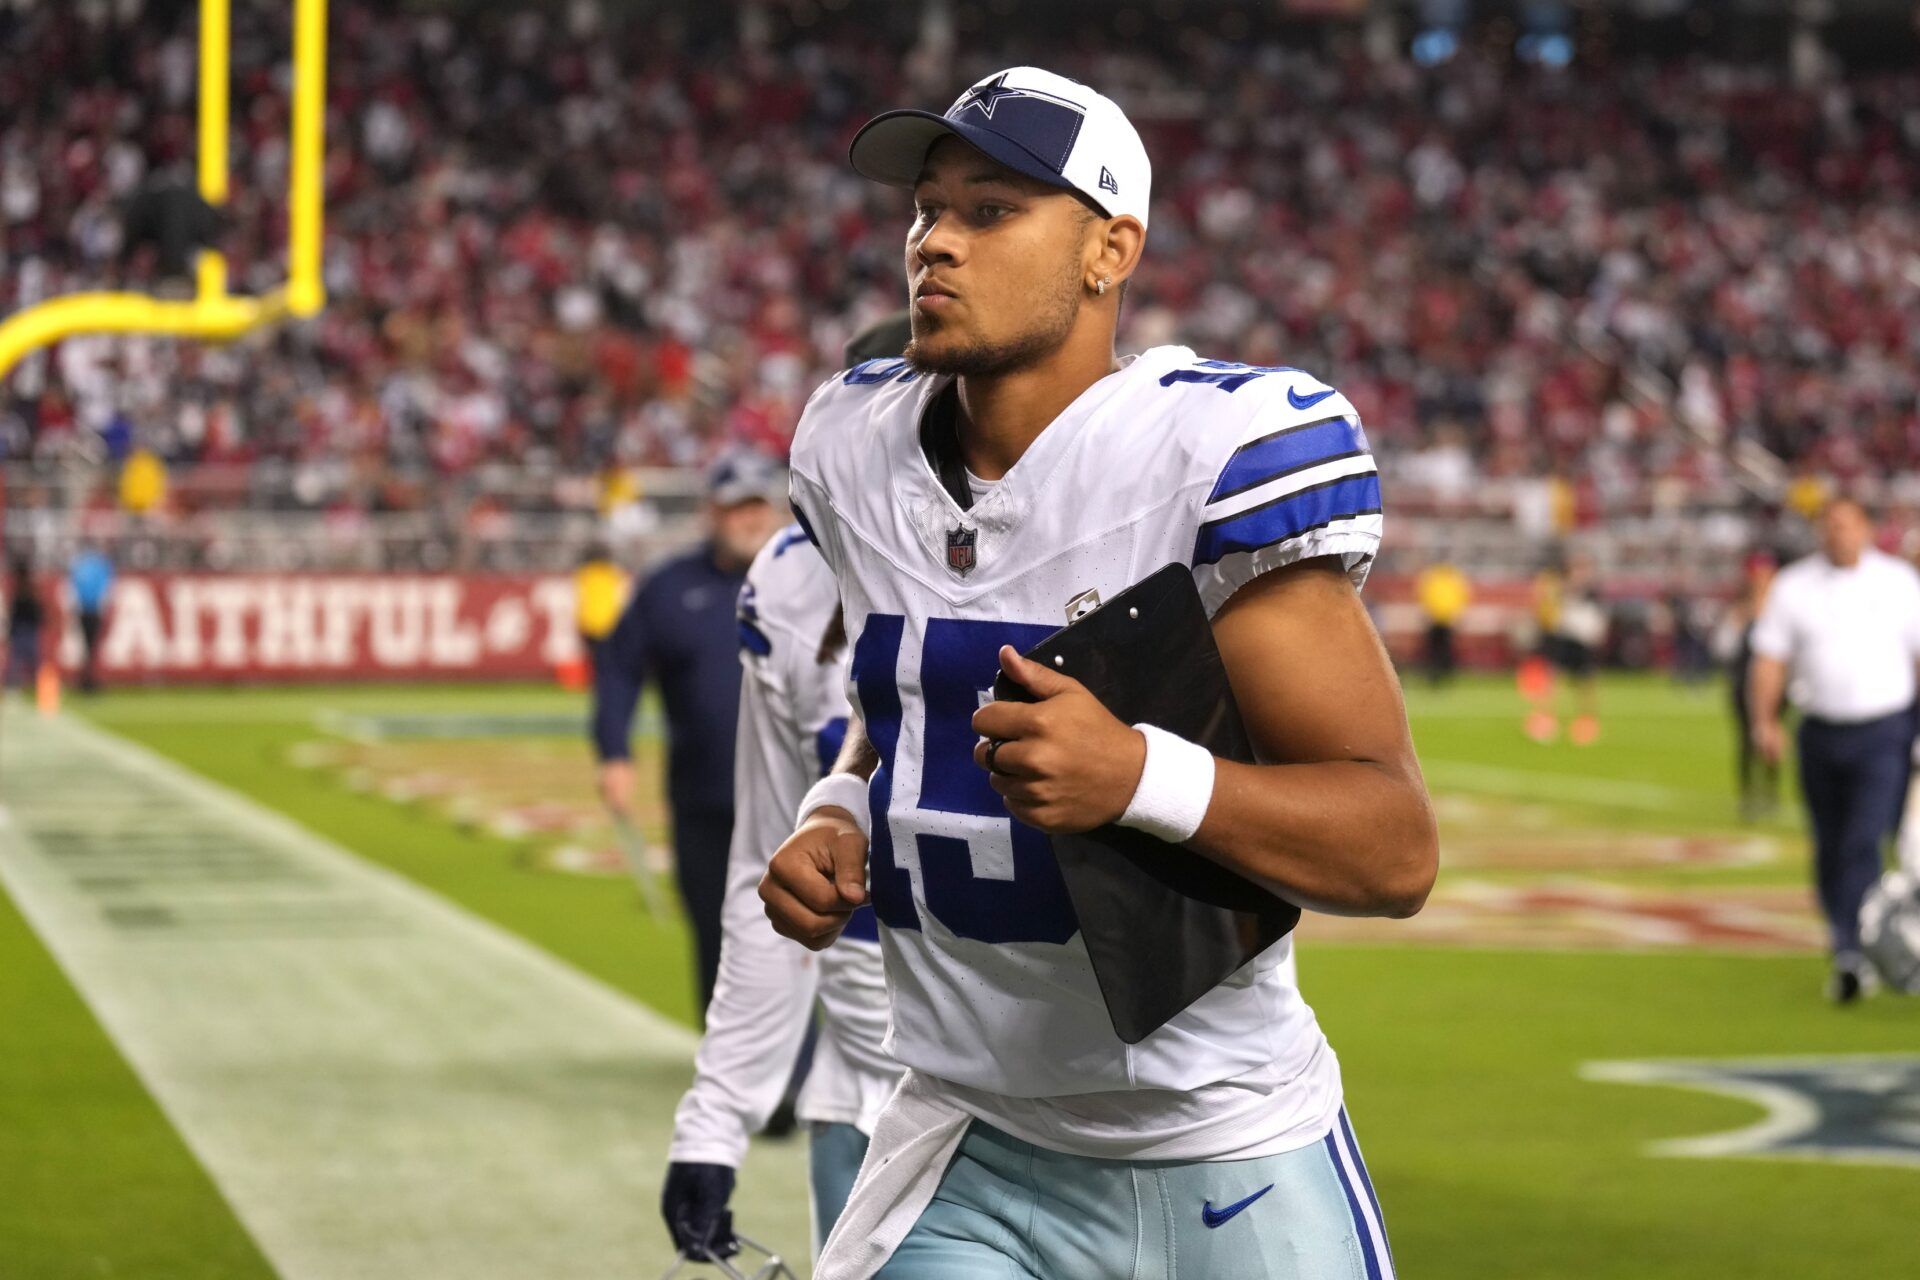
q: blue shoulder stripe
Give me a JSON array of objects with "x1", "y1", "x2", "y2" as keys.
[
  {"x1": 737, "y1": 618, "x2": 773, "y2": 657},
  {"x1": 771, "y1": 525, "x2": 810, "y2": 559},
  {"x1": 1193, "y1": 472, "x2": 1381, "y2": 566},
  {"x1": 842, "y1": 358, "x2": 918, "y2": 386},
  {"x1": 1207, "y1": 415, "x2": 1367, "y2": 505},
  {"x1": 737, "y1": 583, "x2": 772, "y2": 656}
]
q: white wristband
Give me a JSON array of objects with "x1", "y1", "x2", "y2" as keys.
[
  {"x1": 1118, "y1": 724, "x2": 1216, "y2": 844},
  {"x1": 797, "y1": 772, "x2": 872, "y2": 841}
]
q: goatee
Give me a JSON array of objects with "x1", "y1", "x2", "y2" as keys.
[
  {"x1": 905, "y1": 267, "x2": 1081, "y2": 377},
  {"x1": 904, "y1": 324, "x2": 1069, "y2": 377}
]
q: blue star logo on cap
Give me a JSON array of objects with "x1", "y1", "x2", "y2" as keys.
[
  {"x1": 950, "y1": 72, "x2": 1023, "y2": 121},
  {"x1": 942, "y1": 73, "x2": 1088, "y2": 173}
]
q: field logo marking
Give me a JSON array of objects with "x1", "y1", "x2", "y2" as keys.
[{"x1": 1582, "y1": 1055, "x2": 1920, "y2": 1168}]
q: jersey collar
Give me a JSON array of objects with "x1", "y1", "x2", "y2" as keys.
[{"x1": 890, "y1": 347, "x2": 1187, "y2": 592}]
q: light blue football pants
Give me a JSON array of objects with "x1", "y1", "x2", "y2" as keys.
[
  {"x1": 811, "y1": 1121, "x2": 872, "y2": 1255},
  {"x1": 874, "y1": 1108, "x2": 1394, "y2": 1279}
]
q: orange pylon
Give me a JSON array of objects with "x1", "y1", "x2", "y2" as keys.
[{"x1": 35, "y1": 661, "x2": 60, "y2": 716}]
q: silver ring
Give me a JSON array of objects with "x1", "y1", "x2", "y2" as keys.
[{"x1": 985, "y1": 738, "x2": 1008, "y2": 775}]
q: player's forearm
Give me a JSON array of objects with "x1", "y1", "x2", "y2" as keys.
[
  {"x1": 1747, "y1": 655, "x2": 1787, "y2": 727},
  {"x1": 1185, "y1": 755, "x2": 1437, "y2": 918},
  {"x1": 799, "y1": 718, "x2": 879, "y2": 832}
]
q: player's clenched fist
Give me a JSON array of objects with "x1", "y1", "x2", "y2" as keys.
[
  {"x1": 972, "y1": 645, "x2": 1148, "y2": 835},
  {"x1": 759, "y1": 808, "x2": 869, "y2": 950}
]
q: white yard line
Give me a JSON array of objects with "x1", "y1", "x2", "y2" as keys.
[
  {"x1": 1421, "y1": 759, "x2": 1709, "y2": 813},
  {"x1": 0, "y1": 710, "x2": 809, "y2": 1280}
]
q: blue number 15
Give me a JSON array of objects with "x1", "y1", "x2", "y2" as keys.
[{"x1": 851, "y1": 614, "x2": 1079, "y2": 945}]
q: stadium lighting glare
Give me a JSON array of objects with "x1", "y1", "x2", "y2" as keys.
[
  {"x1": 1518, "y1": 32, "x2": 1576, "y2": 67},
  {"x1": 1412, "y1": 29, "x2": 1461, "y2": 66},
  {"x1": 0, "y1": 0, "x2": 328, "y2": 383}
]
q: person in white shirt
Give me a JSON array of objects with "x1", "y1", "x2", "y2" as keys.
[
  {"x1": 758, "y1": 66, "x2": 1437, "y2": 1279},
  {"x1": 660, "y1": 317, "x2": 913, "y2": 1266},
  {"x1": 1749, "y1": 497, "x2": 1920, "y2": 1002},
  {"x1": 659, "y1": 524, "x2": 898, "y2": 1263}
]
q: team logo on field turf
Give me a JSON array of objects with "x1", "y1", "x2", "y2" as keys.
[{"x1": 1581, "y1": 1056, "x2": 1920, "y2": 1167}]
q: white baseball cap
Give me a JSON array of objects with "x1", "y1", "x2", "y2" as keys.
[{"x1": 849, "y1": 66, "x2": 1152, "y2": 229}]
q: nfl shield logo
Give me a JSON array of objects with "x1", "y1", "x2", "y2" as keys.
[{"x1": 946, "y1": 525, "x2": 978, "y2": 576}]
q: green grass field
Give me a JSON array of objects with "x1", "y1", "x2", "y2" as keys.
[{"x1": 3, "y1": 674, "x2": 1914, "y2": 1279}]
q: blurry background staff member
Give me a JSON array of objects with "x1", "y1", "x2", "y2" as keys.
[
  {"x1": 1719, "y1": 552, "x2": 1780, "y2": 821},
  {"x1": 1415, "y1": 557, "x2": 1470, "y2": 687},
  {"x1": 572, "y1": 542, "x2": 628, "y2": 677},
  {"x1": 67, "y1": 542, "x2": 114, "y2": 694},
  {"x1": 593, "y1": 452, "x2": 786, "y2": 1017},
  {"x1": 1749, "y1": 498, "x2": 1920, "y2": 1003},
  {"x1": 1665, "y1": 583, "x2": 1712, "y2": 686},
  {"x1": 1527, "y1": 555, "x2": 1607, "y2": 745},
  {"x1": 5, "y1": 558, "x2": 45, "y2": 690}
]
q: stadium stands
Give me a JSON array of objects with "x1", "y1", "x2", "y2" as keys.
[{"x1": 3, "y1": 1, "x2": 1918, "y2": 576}]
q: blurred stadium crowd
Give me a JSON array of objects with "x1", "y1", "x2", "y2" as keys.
[{"x1": 3, "y1": 1, "x2": 1919, "y2": 569}]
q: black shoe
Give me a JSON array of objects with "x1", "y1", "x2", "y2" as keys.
[
  {"x1": 1826, "y1": 954, "x2": 1873, "y2": 1005},
  {"x1": 1827, "y1": 967, "x2": 1862, "y2": 1005}
]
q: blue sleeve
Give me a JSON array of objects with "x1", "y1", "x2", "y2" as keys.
[{"x1": 591, "y1": 585, "x2": 652, "y2": 762}]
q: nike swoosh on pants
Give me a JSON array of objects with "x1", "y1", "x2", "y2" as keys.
[{"x1": 1200, "y1": 1182, "x2": 1275, "y2": 1228}]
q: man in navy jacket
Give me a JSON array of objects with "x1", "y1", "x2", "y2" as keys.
[{"x1": 593, "y1": 451, "x2": 785, "y2": 1017}]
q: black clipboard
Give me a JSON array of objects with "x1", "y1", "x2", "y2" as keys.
[{"x1": 991, "y1": 562, "x2": 1300, "y2": 1044}]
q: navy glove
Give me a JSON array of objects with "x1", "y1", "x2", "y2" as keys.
[{"x1": 661, "y1": 1161, "x2": 739, "y2": 1260}]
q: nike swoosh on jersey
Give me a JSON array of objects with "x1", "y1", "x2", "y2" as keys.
[
  {"x1": 1287, "y1": 386, "x2": 1336, "y2": 411},
  {"x1": 1201, "y1": 1183, "x2": 1275, "y2": 1228}
]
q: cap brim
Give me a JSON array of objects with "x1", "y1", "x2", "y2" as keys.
[
  {"x1": 711, "y1": 485, "x2": 778, "y2": 509},
  {"x1": 849, "y1": 109, "x2": 1100, "y2": 209}
]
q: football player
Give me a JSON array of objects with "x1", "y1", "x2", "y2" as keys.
[
  {"x1": 761, "y1": 68, "x2": 1438, "y2": 1278},
  {"x1": 660, "y1": 316, "x2": 913, "y2": 1265}
]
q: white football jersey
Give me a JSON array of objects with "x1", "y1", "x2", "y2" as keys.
[
  {"x1": 669, "y1": 527, "x2": 898, "y2": 1168},
  {"x1": 789, "y1": 345, "x2": 1382, "y2": 1157}
]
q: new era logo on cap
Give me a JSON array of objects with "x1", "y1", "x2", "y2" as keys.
[{"x1": 848, "y1": 66, "x2": 1152, "y2": 229}]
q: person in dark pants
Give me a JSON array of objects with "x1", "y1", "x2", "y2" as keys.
[
  {"x1": 592, "y1": 452, "x2": 785, "y2": 1019},
  {"x1": 5, "y1": 558, "x2": 45, "y2": 689},
  {"x1": 1414, "y1": 558, "x2": 1468, "y2": 687},
  {"x1": 1724, "y1": 552, "x2": 1780, "y2": 821},
  {"x1": 1749, "y1": 498, "x2": 1920, "y2": 1003}
]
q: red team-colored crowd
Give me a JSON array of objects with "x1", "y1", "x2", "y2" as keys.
[{"x1": 4, "y1": 3, "x2": 1920, "y2": 516}]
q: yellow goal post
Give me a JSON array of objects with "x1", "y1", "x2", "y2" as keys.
[{"x1": 0, "y1": 0, "x2": 328, "y2": 382}]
